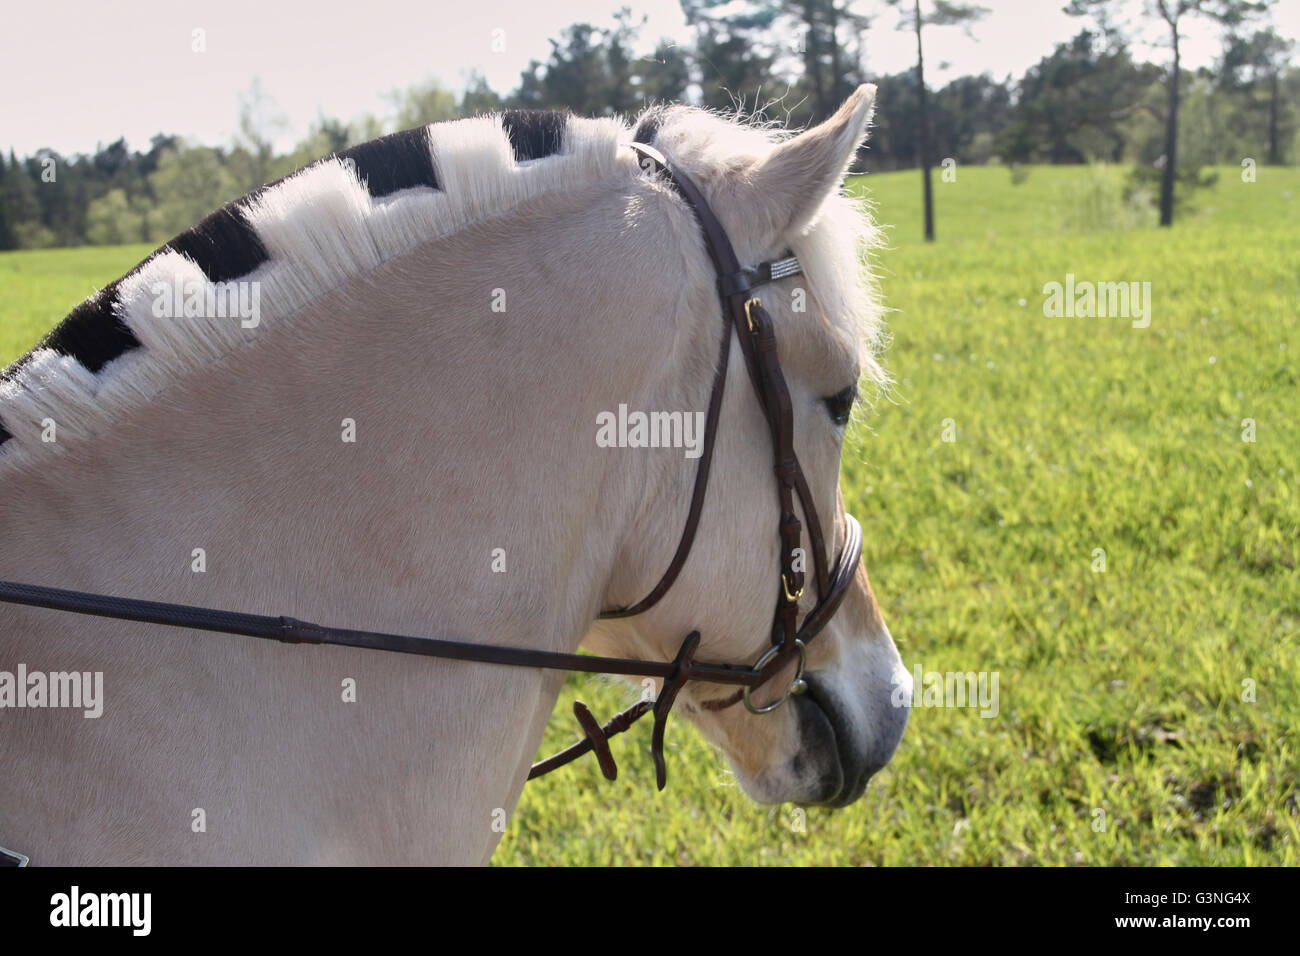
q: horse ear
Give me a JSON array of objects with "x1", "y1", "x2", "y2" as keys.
[{"x1": 742, "y1": 84, "x2": 876, "y2": 238}]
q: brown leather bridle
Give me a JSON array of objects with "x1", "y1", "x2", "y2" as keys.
[{"x1": 0, "y1": 142, "x2": 863, "y2": 790}]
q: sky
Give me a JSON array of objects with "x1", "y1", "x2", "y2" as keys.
[{"x1": 3, "y1": 0, "x2": 1297, "y2": 157}]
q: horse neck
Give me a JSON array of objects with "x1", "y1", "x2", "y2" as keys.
[{"x1": 0, "y1": 180, "x2": 689, "y2": 862}]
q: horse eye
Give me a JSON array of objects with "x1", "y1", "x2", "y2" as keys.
[{"x1": 823, "y1": 385, "x2": 857, "y2": 426}]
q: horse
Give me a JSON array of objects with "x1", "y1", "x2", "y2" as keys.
[{"x1": 0, "y1": 85, "x2": 910, "y2": 864}]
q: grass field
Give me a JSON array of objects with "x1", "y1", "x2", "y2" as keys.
[{"x1": 2, "y1": 164, "x2": 1296, "y2": 865}]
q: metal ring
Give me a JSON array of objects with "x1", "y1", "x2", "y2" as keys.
[
  {"x1": 744, "y1": 639, "x2": 807, "y2": 715},
  {"x1": 744, "y1": 297, "x2": 761, "y2": 332}
]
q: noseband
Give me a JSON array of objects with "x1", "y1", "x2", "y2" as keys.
[{"x1": 0, "y1": 142, "x2": 863, "y2": 790}]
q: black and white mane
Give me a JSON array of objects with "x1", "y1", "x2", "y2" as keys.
[{"x1": 0, "y1": 109, "x2": 665, "y2": 456}]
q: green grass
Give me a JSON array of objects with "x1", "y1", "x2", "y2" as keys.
[
  {"x1": 0, "y1": 243, "x2": 152, "y2": 360},
  {"x1": 2, "y1": 165, "x2": 1296, "y2": 865}
]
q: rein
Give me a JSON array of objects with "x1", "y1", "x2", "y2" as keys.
[{"x1": 0, "y1": 142, "x2": 864, "y2": 790}]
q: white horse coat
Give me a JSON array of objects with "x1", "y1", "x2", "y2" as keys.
[{"x1": 0, "y1": 88, "x2": 909, "y2": 864}]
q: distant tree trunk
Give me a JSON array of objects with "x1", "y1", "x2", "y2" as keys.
[
  {"x1": 828, "y1": 1, "x2": 845, "y2": 107},
  {"x1": 803, "y1": 1, "x2": 829, "y2": 120},
  {"x1": 1268, "y1": 70, "x2": 1280, "y2": 165},
  {"x1": 1159, "y1": 18, "x2": 1180, "y2": 227},
  {"x1": 914, "y1": 0, "x2": 935, "y2": 241}
]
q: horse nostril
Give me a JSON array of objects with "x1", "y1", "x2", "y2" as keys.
[{"x1": 791, "y1": 693, "x2": 844, "y2": 803}]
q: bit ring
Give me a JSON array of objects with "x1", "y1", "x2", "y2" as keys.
[{"x1": 744, "y1": 639, "x2": 808, "y2": 714}]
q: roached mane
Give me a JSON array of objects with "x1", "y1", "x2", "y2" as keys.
[{"x1": 0, "y1": 106, "x2": 883, "y2": 464}]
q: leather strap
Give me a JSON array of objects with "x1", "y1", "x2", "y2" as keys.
[
  {"x1": 0, "y1": 580, "x2": 763, "y2": 687},
  {"x1": 595, "y1": 316, "x2": 732, "y2": 620},
  {"x1": 0, "y1": 507, "x2": 858, "y2": 786},
  {"x1": 607, "y1": 144, "x2": 835, "y2": 660},
  {"x1": 598, "y1": 143, "x2": 802, "y2": 621}
]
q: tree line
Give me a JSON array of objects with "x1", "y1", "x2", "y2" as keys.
[{"x1": 1, "y1": 0, "x2": 1295, "y2": 249}]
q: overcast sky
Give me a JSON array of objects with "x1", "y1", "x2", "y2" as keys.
[{"x1": 4, "y1": 0, "x2": 1297, "y2": 157}]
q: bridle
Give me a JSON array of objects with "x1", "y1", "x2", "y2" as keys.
[{"x1": 0, "y1": 142, "x2": 864, "y2": 791}]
